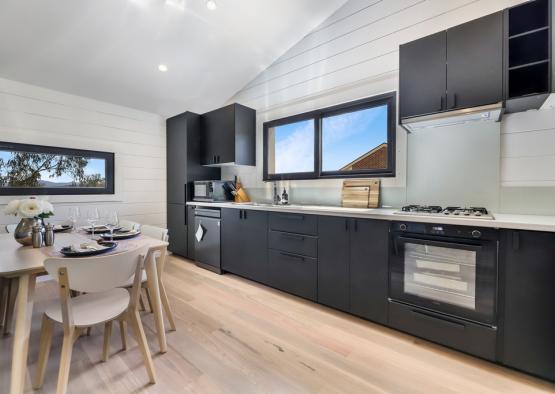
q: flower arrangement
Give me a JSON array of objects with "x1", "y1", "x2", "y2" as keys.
[{"x1": 3, "y1": 197, "x2": 54, "y2": 219}]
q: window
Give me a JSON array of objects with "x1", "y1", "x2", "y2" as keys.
[
  {"x1": 0, "y1": 141, "x2": 115, "y2": 195},
  {"x1": 263, "y1": 92, "x2": 396, "y2": 180}
]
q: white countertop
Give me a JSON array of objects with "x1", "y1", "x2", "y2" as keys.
[{"x1": 187, "y1": 201, "x2": 555, "y2": 233}]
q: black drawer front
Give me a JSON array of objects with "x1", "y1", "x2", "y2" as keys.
[
  {"x1": 269, "y1": 230, "x2": 317, "y2": 257},
  {"x1": 268, "y1": 249, "x2": 317, "y2": 301},
  {"x1": 388, "y1": 301, "x2": 497, "y2": 361},
  {"x1": 269, "y1": 212, "x2": 317, "y2": 235}
]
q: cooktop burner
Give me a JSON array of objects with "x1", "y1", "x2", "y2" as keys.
[{"x1": 395, "y1": 205, "x2": 494, "y2": 219}]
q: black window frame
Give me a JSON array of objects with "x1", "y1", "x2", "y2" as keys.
[
  {"x1": 0, "y1": 141, "x2": 115, "y2": 196},
  {"x1": 263, "y1": 92, "x2": 396, "y2": 181}
]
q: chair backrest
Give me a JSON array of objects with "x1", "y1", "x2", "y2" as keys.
[
  {"x1": 141, "y1": 225, "x2": 169, "y2": 242},
  {"x1": 120, "y1": 219, "x2": 141, "y2": 231},
  {"x1": 6, "y1": 224, "x2": 17, "y2": 233},
  {"x1": 44, "y1": 248, "x2": 144, "y2": 293}
]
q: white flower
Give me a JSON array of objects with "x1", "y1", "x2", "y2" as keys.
[
  {"x1": 18, "y1": 199, "x2": 44, "y2": 218},
  {"x1": 3, "y1": 200, "x2": 20, "y2": 215},
  {"x1": 41, "y1": 201, "x2": 54, "y2": 215}
]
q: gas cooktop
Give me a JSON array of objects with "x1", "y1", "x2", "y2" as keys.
[{"x1": 394, "y1": 205, "x2": 494, "y2": 220}]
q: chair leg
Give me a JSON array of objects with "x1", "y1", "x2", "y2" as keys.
[
  {"x1": 119, "y1": 319, "x2": 128, "y2": 351},
  {"x1": 128, "y1": 310, "x2": 156, "y2": 384},
  {"x1": 86, "y1": 327, "x2": 92, "y2": 336},
  {"x1": 144, "y1": 287, "x2": 154, "y2": 314},
  {"x1": 159, "y1": 281, "x2": 176, "y2": 331},
  {"x1": 33, "y1": 315, "x2": 54, "y2": 389},
  {"x1": 0, "y1": 277, "x2": 7, "y2": 327},
  {"x1": 102, "y1": 321, "x2": 112, "y2": 362},
  {"x1": 139, "y1": 293, "x2": 147, "y2": 312},
  {"x1": 3, "y1": 278, "x2": 18, "y2": 336},
  {"x1": 57, "y1": 328, "x2": 76, "y2": 394}
]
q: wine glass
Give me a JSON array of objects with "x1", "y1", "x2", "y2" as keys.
[
  {"x1": 106, "y1": 211, "x2": 119, "y2": 239},
  {"x1": 86, "y1": 208, "x2": 100, "y2": 239},
  {"x1": 68, "y1": 206, "x2": 80, "y2": 233}
]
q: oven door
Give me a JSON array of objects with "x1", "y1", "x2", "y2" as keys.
[{"x1": 389, "y1": 233, "x2": 497, "y2": 325}]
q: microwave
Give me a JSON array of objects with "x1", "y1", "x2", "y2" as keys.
[{"x1": 193, "y1": 180, "x2": 233, "y2": 202}]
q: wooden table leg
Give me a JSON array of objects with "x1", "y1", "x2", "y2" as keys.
[
  {"x1": 10, "y1": 273, "x2": 36, "y2": 394},
  {"x1": 144, "y1": 253, "x2": 167, "y2": 353}
]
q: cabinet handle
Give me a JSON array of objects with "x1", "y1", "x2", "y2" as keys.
[
  {"x1": 345, "y1": 219, "x2": 349, "y2": 231},
  {"x1": 239, "y1": 210, "x2": 243, "y2": 220},
  {"x1": 279, "y1": 252, "x2": 305, "y2": 262},
  {"x1": 184, "y1": 207, "x2": 187, "y2": 226},
  {"x1": 217, "y1": 155, "x2": 221, "y2": 163},
  {"x1": 452, "y1": 93, "x2": 457, "y2": 109},
  {"x1": 244, "y1": 210, "x2": 247, "y2": 219},
  {"x1": 512, "y1": 231, "x2": 520, "y2": 251},
  {"x1": 281, "y1": 233, "x2": 305, "y2": 241}
]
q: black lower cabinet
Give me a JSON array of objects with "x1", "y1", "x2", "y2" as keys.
[
  {"x1": 221, "y1": 208, "x2": 268, "y2": 283},
  {"x1": 268, "y1": 249, "x2": 317, "y2": 301},
  {"x1": 389, "y1": 301, "x2": 497, "y2": 361},
  {"x1": 500, "y1": 229, "x2": 555, "y2": 381},
  {"x1": 167, "y1": 203, "x2": 187, "y2": 257},
  {"x1": 350, "y1": 219, "x2": 389, "y2": 324},
  {"x1": 186, "y1": 205, "x2": 196, "y2": 259},
  {"x1": 317, "y1": 216, "x2": 350, "y2": 311}
]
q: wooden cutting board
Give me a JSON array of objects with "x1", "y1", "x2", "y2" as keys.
[{"x1": 341, "y1": 180, "x2": 380, "y2": 208}]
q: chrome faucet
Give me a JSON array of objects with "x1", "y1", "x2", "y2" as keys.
[{"x1": 273, "y1": 182, "x2": 281, "y2": 205}]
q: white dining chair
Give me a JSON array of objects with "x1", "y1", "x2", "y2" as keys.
[
  {"x1": 1, "y1": 224, "x2": 18, "y2": 336},
  {"x1": 5, "y1": 224, "x2": 17, "y2": 233},
  {"x1": 116, "y1": 225, "x2": 175, "y2": 352},
  {"x1": 34, "y1": 247, "x2": 160, "y2": 393}
]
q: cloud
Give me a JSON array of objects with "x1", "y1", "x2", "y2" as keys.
[
  {"x1": 322, "y1": 105, "x2": 384, "y2": 145},
  {"x1": 275, "y1": 121, "x2": 314, "y2": 174}
]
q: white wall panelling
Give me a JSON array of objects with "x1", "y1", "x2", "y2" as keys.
[{"x1": 0, "y1": 77, "x2": 166, "y2": 231}]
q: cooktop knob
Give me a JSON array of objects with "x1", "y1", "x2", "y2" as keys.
[
  {"x1": 471, "y1": 230, "x2": 482, "y2": 238},
  {"x1": 399, "y1": 223, "x2": 407, "y2": 231}
]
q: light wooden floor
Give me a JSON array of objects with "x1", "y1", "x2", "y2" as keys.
[{"x1": 1, "y1": 256, "x2": 555, "y2": 393}]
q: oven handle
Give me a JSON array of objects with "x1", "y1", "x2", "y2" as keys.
[{"x1": 395, "y1": 236, "x2": 483, "y2": 252}]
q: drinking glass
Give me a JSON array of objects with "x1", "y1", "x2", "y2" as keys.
[
  {"x1": 106, "y1": 211, "x2": 119, "y2": 239},
  {"x1": 87, "y1": 208, "x2": 100, "y2": 238},
  {"x1": 68, "y1": 206, "x2": 80, "y2": 233}
]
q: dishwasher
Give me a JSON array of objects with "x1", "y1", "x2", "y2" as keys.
[{"x1": 194, "y1": 207, "x2": 221, "y2": 274}]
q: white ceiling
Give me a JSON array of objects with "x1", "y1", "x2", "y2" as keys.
[{"x1": 0, "y1": 0, "x2": 346, "y2": 116}]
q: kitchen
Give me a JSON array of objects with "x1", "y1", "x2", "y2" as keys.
[{"x1": 1, "y1": 0, "x2": 555, "y2": 393}]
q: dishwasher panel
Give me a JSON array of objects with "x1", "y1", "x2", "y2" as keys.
[{"x1": 194, "y1": 208, "x2": 221, "y2": 273}]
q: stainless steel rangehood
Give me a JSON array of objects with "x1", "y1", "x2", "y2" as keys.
[{"x1": 401, "y1": 102, "x2": 503, "y2": 133}]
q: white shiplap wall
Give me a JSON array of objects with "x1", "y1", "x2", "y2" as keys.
[
  {"x1": 0, "y1": 77, "x2": 166, "y2": 231},
  {"x1": 223, "y1": 0, "x2": 525, "y2": 207},
  {"x1": 501, "y1": 108, "x2": 555, "y2": 187}
]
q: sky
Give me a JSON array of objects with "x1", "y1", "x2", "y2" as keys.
[
  {"x1": 0, "y1": 151, "x2": 105, "y2": 184},
  {"x1": 272, "y1": 104, "x2": 388, "y2": 174}
]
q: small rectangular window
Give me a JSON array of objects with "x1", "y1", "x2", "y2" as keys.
[
  {"x1": 263, "y1": 92, "x2": 396, "y2": 181},
  {"x1": 321, "y1": 104, "x2": 389, "y2": 173}
]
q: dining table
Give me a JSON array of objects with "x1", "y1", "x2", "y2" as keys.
[{"x1": 0, "y1": 231, "x2": 169, "y2": 394}]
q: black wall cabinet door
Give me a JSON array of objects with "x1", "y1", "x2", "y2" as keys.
[
  {"x1": 318, "y1": 216, "x2": 350, "y2": 311},
  {"x1": 166, "y1": 116, "x2": 187, "y2": 204},
  {"x1": 350, "y1": 219, "x2": 389, "y2": 324},
  {"x1": 201, "y1": 106, "x2": 235, "y2": 165},
  {"x1": 167, "y1": 203, "x2": 187, "y2": 257},
  {"x1": 221, "y1": 208, "x2": 268, "y2": 283},
  {"x1": 446, "y1": 12, "x2": 503, "y2": 110},
  {"x1": 500, "y1": 230, "x2": 555, "y2": 381},
  {"x1": 399, "y1": 31, "x2": 447, "y2": 119}
]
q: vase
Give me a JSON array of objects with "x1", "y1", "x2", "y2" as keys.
[{"x1": 14, "y1": 218, "x2": 43, "y2": 246}]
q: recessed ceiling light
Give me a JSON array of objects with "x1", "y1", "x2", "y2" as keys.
[
  {"x1": 206, "y1": 0, "x2": 217, "y2": 10},
  {"x1": 158, "y1": 64, "x2": 168, "y2": 72}
]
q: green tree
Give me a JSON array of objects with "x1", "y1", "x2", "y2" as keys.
[
  {"x1": 76, "y1": 173, "x2": 105, "y2": 188},
  {"x1": 0, "y1": 152, "x2": 89, "y2": 187}
]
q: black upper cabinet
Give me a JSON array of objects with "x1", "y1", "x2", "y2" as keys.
[
  {"x1": 500, "y1": 229, "x2": 555, "y2": 382},
  {"x1": 221, "y1": 208, "x2": 268, "y2": 283},
  {"x1": 317, "y1": 216, "x2": 350, "y2": 311},
  {"x1": 350, "y1": 219, "x2": 389, "y2": 324},
  {"x1": 399, "y1": 32, "x2": 447, "y2": 119},
  {"x1": 201, "y1": 103, "x2": 256, "y2": 166},
  {"x1": 399, "y1": 12, "x2": 503, "y2": 119},
  {"x1": 446, "y1": 12, "x2": 503, "y2": 110}
]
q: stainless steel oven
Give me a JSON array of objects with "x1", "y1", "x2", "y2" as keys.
[{"x1": 389, "y1": 222, "x2": 498, "y2": 326}]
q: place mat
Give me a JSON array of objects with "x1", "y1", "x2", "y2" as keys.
[{"x1": 47, "y1": 233, "x2": 144, "y2": 258}]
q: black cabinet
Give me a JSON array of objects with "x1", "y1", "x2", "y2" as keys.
[
  {"x1": 500, "y1": 229, "x2": 555, "y2": 381},
  {"x1": 166, "y1": 112, "x2": 220, "y2": 258},
  {"x1": 187, "y1": 205, "x2": 196, "y2": 260},
  {"x1": 399, "y1": 12, "x2": 503, "y2": 120},
  {"x1": 221, "y1": 208, "x2": 268, "y2": 283},
  {"x1": 317, "y1": 216, "x2": 389, "y2": 323},
  {"x1": 446, "y1": 12, "x2": 503, "y2": 110},
  {"x1": 399, "y1": 32, "x2": 447, "y2": 118},
  {"x1": 268, "y1": 250, "x2": 317, "y2": 301},
  {"x1": 167, "y1": 203, "x2": 187, "y2": 256},
  {"x1": 201, "y1": 103, "x2": 256, "y2": 166},
  {"x1": 350, "y1": 219, "x2": 389, "y2": 324},
  {"x1": 317, "y1": 216, "x2": 350, "y2": 311}
]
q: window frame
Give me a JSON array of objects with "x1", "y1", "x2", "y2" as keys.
[
  {"x1": 263, "y1": 92, "x2": 396, "y2": 181},
  {"x1": 0, "y1": 141, "x2": 115, "y2": 196}
]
